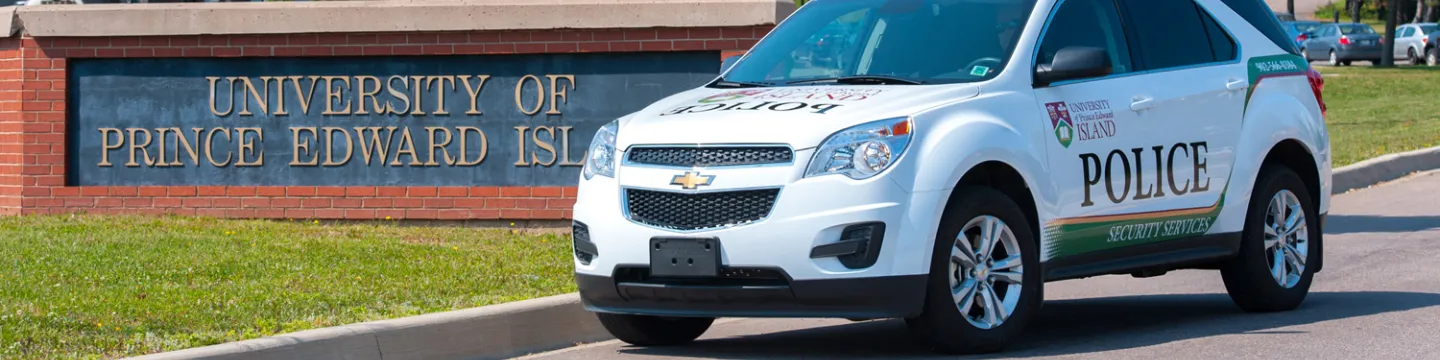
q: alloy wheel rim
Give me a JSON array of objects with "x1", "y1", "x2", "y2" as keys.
[
  {"x1": 1264, "y1": 189, "x2": 1309, "y2": 288},
  {"x1": 1330, "y1": 52, "x2": 1337, "y2": 65},
  {"x1": 948, "y1": 215, "x2": 1023, "y2": 330}
]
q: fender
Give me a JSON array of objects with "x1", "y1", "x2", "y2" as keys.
[
  {"x1": 887, "y1": 94, "x2": 1053, "y2": 275},
  {"x1": 1211, "y1": 73, "x2": 1329, "y2": 235}
]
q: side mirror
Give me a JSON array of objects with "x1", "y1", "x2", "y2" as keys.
[
  {"x1": 721, "y1": 55, "x2": 742, "y2": 73},
  {"x1": 1034, "y1": 46, "x2": 1112, "y2": 87}
]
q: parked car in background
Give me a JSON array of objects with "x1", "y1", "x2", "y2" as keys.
[
  {"x1": 1391, "y1": 22, "x2": 1438, "y2": 65},
  {"x1": 1300, "y1": 23, "x2": 1382, "y2": 65},
  {"x1": 1281, "y1": 20, "x2": 1324, "y2": 50},
  {"x1": 1275, "y1": 12, "x2": 1295, "y2": 21}
]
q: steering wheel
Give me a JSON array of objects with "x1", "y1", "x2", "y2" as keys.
[{"x1": 964, "y1": 57, "x2": 1003, "y2": 75}]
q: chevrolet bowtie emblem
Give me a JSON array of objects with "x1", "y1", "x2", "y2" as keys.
[{"x1": 670, "y1": 171, "x2": 715, "y2": 190}]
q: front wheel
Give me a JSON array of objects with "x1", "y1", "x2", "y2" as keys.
[
  {"x1": 595, "y1": 313, "x2": 714, "y2": 346},
  {"x1": 1220, "y1": 164, "x2": 1319, "y2": 312},
  {"x1": 906, "y1": 186, "x2": 1042, "y2": 355}
]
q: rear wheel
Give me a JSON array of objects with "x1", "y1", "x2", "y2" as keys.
[
  {"x1": 1409, "y1": 48, "x2": 1421, "y2": 65},
  {"x1": 906, "y1": 186, "x2": 1041, "y2": 355},
  {"x1": 1328, "y1": 50, "x2": 1338, "y2": 66},
  {"x1": 1220, "y1": 164, "x2": 1319, "y2": 312},
  {"x1": 595, "y1": 313, "x2": 714, "y2": 346},
  {"x1": 1428, "y1": 48, "x2": 1439, "y2": 66}
]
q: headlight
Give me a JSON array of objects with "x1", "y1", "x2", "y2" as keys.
[
  {"x1": 804, "y1": 117, "x2": 913, "y2": 179},
  {"x1": 583, "y1": 120, "x2": 618, "y2": 180}
]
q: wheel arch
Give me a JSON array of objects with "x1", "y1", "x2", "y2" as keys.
[
  {"x1": 1256, "y1": 138, "x2": 1325, "y2": 273},
  {"x1": 900, "y1": 102, "x2": 1052, "y2": 277},
  {"x1": 1260, "y1": 139, "x2": 1322, "y2": 216},
  {"x1": 949, "y1": 161, "x2": 1041, "y2": 247}
]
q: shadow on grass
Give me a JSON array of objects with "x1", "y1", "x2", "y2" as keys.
[{"x1": 614, "y1": 291, "x2": 1440, "y2": 359}]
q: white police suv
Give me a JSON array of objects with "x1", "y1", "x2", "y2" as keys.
[{"x1": 571, "y1": 0, "x2": 1331, "y2": 354}]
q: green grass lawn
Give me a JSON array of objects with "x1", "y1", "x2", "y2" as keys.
[
  {"x1": 1314, "y1": 65, "x2": 1440, "y2": 166},
  {"x1": 0, "y1": 215, "x2": 575, "y2": 360}
]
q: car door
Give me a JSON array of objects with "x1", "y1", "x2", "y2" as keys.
[
  {"x1": 1109, "y1": 0, "x2": 1240, "y2": 217},
  {"x1": 1030, "y1": 0, "x2": 1146, "y2": 259},
  {"x1": 1302, "y1": 25, "x2": 1336, "y2": 60},
  {"x1": 1030, "y1": 0, "x2": 1240, "y2": 259},
  {"x1": 1394, "y1": 26, "x2": 1413, "y2": 59}
]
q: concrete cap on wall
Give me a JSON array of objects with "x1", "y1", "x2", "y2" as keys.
[{"x1": 9, "y1": 0, "x2": 798, "y2": 38}]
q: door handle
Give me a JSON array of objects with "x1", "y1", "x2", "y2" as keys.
[
  {"x1": 1130, "y1": 97, "x2": 1153, "y2": 111},
  {"x1": 1226, "y1": 79, "x2": 1249, "y2": 91}
]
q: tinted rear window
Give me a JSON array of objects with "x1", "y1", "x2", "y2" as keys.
[
  {"x1": 1339, "y1": 25, "x2": 1376, "y2": 34},
  {"x1": 1219, "y1": 0, "x2": 1299, "y2": 54}
]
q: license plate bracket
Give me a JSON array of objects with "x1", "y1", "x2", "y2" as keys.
[{"x1": 649, "y1": 237, "x2": 721, "y2": 277}]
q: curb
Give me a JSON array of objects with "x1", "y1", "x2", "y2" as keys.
[
  {"x1": 1331, "y1": 145, "x2": 1440, "y2": 194},
  {"x1": 127, "y1": 293, "x2": 609, "y2": 360},
  {"x1": 128, "y1": 146, "x2": 1440, "y2": 360}
]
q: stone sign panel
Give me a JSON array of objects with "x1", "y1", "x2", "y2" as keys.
[{"x1": 67, "y1": 51, "x2": 720, "y2": 186}]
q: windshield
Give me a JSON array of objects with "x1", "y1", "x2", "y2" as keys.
[{"x1": 718, "y1": 0, "x2": 1039, "y2": 86}]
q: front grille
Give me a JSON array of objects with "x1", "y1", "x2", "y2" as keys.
[
  {"x1": 625, "y1": 188, "x2": 779, "y2": 231},
  {"x1": 627, "y1": 146, "x2": 792, "y2": 167}
]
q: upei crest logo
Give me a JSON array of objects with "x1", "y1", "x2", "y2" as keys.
[{"x1": 1045, "y1": 101, "x2": 1074, "y2": 148}]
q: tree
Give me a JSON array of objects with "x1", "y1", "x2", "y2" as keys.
[
  {"x1": 1288, "y1": 0, "x2": 1295, "y2": 15},
  {"x1": 1380, "y1": 0, "x2": 1398, "y2": 66},
  {"x1": 1415, "y1": 0, "x2": 1425, "y2": 23}
]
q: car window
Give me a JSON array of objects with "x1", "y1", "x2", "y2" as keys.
[
  {"x1": 1116, "y1": 0, "x2": 1217, "y2": 70},
  {"x1": 1199, "y1": 6, "x2": 1237, "y2": 61},
  {"x1": 1421, "y1": 25, "x2": 1437, "y2": 35},
  {"x1": 1035, "y1": 0, "x2": 1133, "y2": 75},
  {"x1": 1292, "y1": 22, "x2": 1322, "y2": 34},
  {"x1": 1220, "y1": 0, "x2": 1299, "y2": 54},
  {"x1": 1399, "y1": 27, "x2": 1413, "y2": 37},
  {"x1": 1340, "y1": 25, "x2": 1376, "y2": 35}
]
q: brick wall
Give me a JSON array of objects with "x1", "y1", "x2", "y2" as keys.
[{"x1": 0, "y1": 26, "x2": 770, "y2": 219}]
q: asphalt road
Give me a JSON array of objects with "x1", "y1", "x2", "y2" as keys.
[{"x1": 521, "y1": 170, "x2": 1440, "y2": 360}]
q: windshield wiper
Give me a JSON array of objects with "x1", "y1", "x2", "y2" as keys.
[
  {"x1": 709, "y1": 78, "x2": 773, "y2": 88},
  {"x1": 787, "y1": 75, "x2": 925, "y2": 85}
]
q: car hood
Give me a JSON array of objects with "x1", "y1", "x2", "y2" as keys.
[{"x1": 614, "y1": 84, "x2": 981, "y2": 150}]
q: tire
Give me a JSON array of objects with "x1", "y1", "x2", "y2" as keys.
[
  {"x1": 1299, "y1": 47, "x2": 1309, "y2": 62},
  {"x1": 1220, "y1": 164, "x2": 1320, "y2": 312},
  {"x1": 1428, "y1": 48, "x2": 1439, "y2": 66},
  {"x1": 595, "y1": 313, "x2": 714, "y2": 346},
  {"x1": 1328, "y1": 50, "x2": 1338, "y2": 66},
  {"x1": 905, "y1": 186, "x2": 1042, "y2": 355},
  {"x1": 1409, "y1": 48, "x2": 1421, "y2": 65}
]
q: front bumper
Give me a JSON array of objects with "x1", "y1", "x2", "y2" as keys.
[
  {"x1": 570, "y1": 148, "x2": 942, "y2": 318},
  {"x1": 575, "y1": 271, "x2": 925, "y2": 318}
]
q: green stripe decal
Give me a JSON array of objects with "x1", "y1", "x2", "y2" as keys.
[
  {"x1": 1042, "y1": 184, "x2": 1228, "y2": 260},
  {"x1": 1244, "y1": 54, "x2": 1309, "y2": 113}
]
